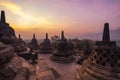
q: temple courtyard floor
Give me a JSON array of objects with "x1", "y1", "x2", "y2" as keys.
[{"x1": 37, "y1": 54, "x2": 80, "y2": 80}]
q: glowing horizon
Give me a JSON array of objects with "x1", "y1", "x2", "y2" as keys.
[{"x1": 0, "y1": 0, "x2": 120, "y2": 39}]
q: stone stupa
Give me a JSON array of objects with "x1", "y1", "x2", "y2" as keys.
[
  {"x1": 29, "y1": 33, "x2": 39, "y2": 50},
  {"x1": 76, "y1": 23, "x2": 120, "y2": 80},
  {"x1": 0, "y1": 10, "x2": 26, "y2": 52},
  {"x1": 0, "y1": 10, "x2": 16, "y2": 44},
  {"x1": 18, "y1": 34, "x2": 25, "y2": 44},
  {"x1": 40, "y1": 33, "x2": 53, "y2": 54},
  {"x1": 51, "y1": 31, "x2": 75, "y2": 63}
]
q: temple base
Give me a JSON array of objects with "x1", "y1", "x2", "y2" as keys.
[
  {"x1": 39, "y1": 47, "x2": 52, "y2": 54},
  {"x1": 50, "y1": 52, "x2": 75, "y2": 63}
]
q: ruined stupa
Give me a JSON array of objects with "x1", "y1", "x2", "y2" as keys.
[
  {"x1": 76, "y1": 23, "x2": 120, "y2": 80},
  {"x1": 51, "y1": 31, "x2": 75, "y2": 63},
  {"x1": 40, "y1": 33, "x2": 53, "y2": 54}
]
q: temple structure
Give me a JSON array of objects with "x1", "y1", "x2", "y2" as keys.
[
  {"x1": 0, "y1": 10, "x2": 16, "y2": 44},
  {"x1": 40, "y1": 33, "x2": 53, "y2": 54},
  {"x1": 51, "y1": 31, "x2": 75, "y2": 63},
  {"x1": 18, "y1": 34, "x2": 25, "y2": 44},
  {"x1": 0, "y1": 10, "x2": 27, "y2": 52},
  {"x1": 29, "y1": 33, "x2": 39, "y2": 50},
  {"x1": 76, "y1": 23, "x2": 120, "y2": 80}
]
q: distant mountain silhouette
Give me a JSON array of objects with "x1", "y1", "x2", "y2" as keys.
[{"x1": 80, "y1": 29, "x2": 120, "y2": 41}]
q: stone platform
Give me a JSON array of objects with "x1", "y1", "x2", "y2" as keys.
[{"x1": 39, "y1": 54, "x2": 79, "y2": 80}]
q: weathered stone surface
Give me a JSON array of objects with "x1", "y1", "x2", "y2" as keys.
[
  {"x1": 0, "y1": 42, "x2": 33, "y2": 80},
  {"x1": 7, "y1": 54, "x2": 36, "y2": 72},
  {"x1": 0, "y1": 22, "x2": 16, "y2": 44},
  {"x1": 13, "y1": 44, "x2": 27, "y2": 52},
  {"x1": 36, "y1": 70, "x2": 55, "y2": 80},
  {"x1": 0, "y1": 66, "x2": 16, "y2": 80},
  {"x1": 36, "y1": 59, "x2": 60, "y2": 80},
  {"x1": 13, "y1": 67, "x2": 29, "y2": 80},
  {"x1": 39, "y1": 54, "x2": 79, "y2": 80},
  {"x1": 0, "y1": 42, "x2": 14, "y2": 65}
]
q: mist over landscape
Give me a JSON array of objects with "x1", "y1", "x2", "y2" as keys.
[{"x1": 80, "y1": 29, "x2": 120, "y2": 40}]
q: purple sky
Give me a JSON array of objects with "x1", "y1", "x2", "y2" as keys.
[{"x1": 0, "y1": 0, "x2": 120, "y2": 39}]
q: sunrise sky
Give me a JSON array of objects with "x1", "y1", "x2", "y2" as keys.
[{"x1": 0, "y1": 0, "x2": 120, "y2": 39}]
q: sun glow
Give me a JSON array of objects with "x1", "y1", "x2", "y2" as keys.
[
  {"x1": 0, "y1": 0, "x2": 119, "y2": 39},
  {"x1": 0, "y1": 1, "x2": 55, "y2": 28}
]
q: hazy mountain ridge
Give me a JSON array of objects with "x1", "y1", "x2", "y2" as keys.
[{"x1": 80, "y1": 29, "x2": 120, "y2": 41}]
